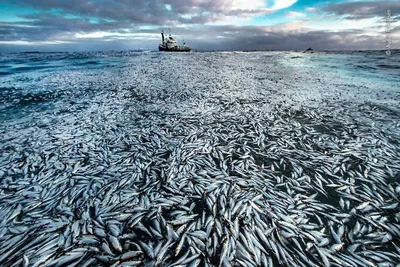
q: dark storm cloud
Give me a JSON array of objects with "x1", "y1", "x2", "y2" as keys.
[
  {"x1": 0, "y1": 14, "x2": 137, "y2": 41},
  {"x1": 15, "y1": 0, "x2": 173, "y2": 25},
  {"x1": 0, "y1": 14, "x2": 395, "y2": 52},
  {"x1": 187, "y1": 27, "x2": 384, "y2": 51},
  {"x1": 0, "y1": 0, "x2": 398, "y2": 52},
  {"x1": 323, "y1": 1, "x2": 400, "y2": 20},
  {"x1": 5, "y1": 0, "x2": 272, "y2": 25}
]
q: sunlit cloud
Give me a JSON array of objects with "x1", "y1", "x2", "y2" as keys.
[
  {"x1": 75, "y1": 32, "x2": 159, "y2": 39},
  {"x1": 286, "y1": 11, "x2": 306, "y2": 18},
  {"x1": 272, "y1": 0, "x2": 298, "y2": 10}
]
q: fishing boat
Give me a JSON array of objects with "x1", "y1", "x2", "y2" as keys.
[{"x1": 158, "y1": 30, "x2": 191, "y2": 52}]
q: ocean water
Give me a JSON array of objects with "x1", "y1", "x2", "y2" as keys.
[
  {"x1": 0, "y1": 50, "x2": 400, "y2": 266},
  {"x1": 1, "y1": 50, "x2": 399, "y2": 122}
]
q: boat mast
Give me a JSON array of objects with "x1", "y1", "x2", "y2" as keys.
[{"x1": 161, "y1": 30, "x2": 164, "y2": 44}]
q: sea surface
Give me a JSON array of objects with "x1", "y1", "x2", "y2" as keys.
[{"x1": 0, "y1": 50, "x2": 400, "y2": 266}]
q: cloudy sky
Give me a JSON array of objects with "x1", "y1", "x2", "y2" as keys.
[{"x1": 0, "y1": 0, "x2": 399, "y2": 52}]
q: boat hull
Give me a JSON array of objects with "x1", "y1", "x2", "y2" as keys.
[{"x1": 158, "y1": 45, "x2": 191, "y2": 52}]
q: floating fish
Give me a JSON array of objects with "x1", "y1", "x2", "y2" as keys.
[{"x1": 0, "y1": 51, "x2": 399, "y2": 266}]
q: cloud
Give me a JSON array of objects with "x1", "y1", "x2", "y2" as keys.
[
  {"x1": 286, "y1": 11, "x2": 306, "y2": 18},
  {"x1": 226, "y1": 0, "x2": 265, "y2": 11},
  {"x1": 11, "y1": 0, "x2": 277, "y2": 25},
  {"x1": 0, "y1": 0, "x2": 399, "y2": 52},
  {"x1": 1, "y1": 19, "x2": 397, "y2": 52},
  {"x1": 323, "y1": 1, "x2": 400, "y2": 20},
  {"x1": 272, "y1": 0, "x2": 298, "y2": 10},
  {"x1": 0, "y1": 14, "x2": 137, "y2": 42},
  {"x1": 305, "y1": 7, "x2": 317, "y2": 12}
]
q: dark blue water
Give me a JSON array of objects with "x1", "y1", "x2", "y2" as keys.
[{"x1": 283, "y1": 50, "x2": 400, "y2": 83}]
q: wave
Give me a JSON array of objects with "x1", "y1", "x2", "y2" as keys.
[
  {"x1": 74, "y1": 60, "x2": 100, "y2": 66},
  {"x1": 11, "y1": 65, "x2": 59, "y2": 73},
  {"x1": 376, "y1": 64, "x2": 400, "y2": 70},
  {"x1": 354, "y1": 64, "x2": 377, "y2": 70}
]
